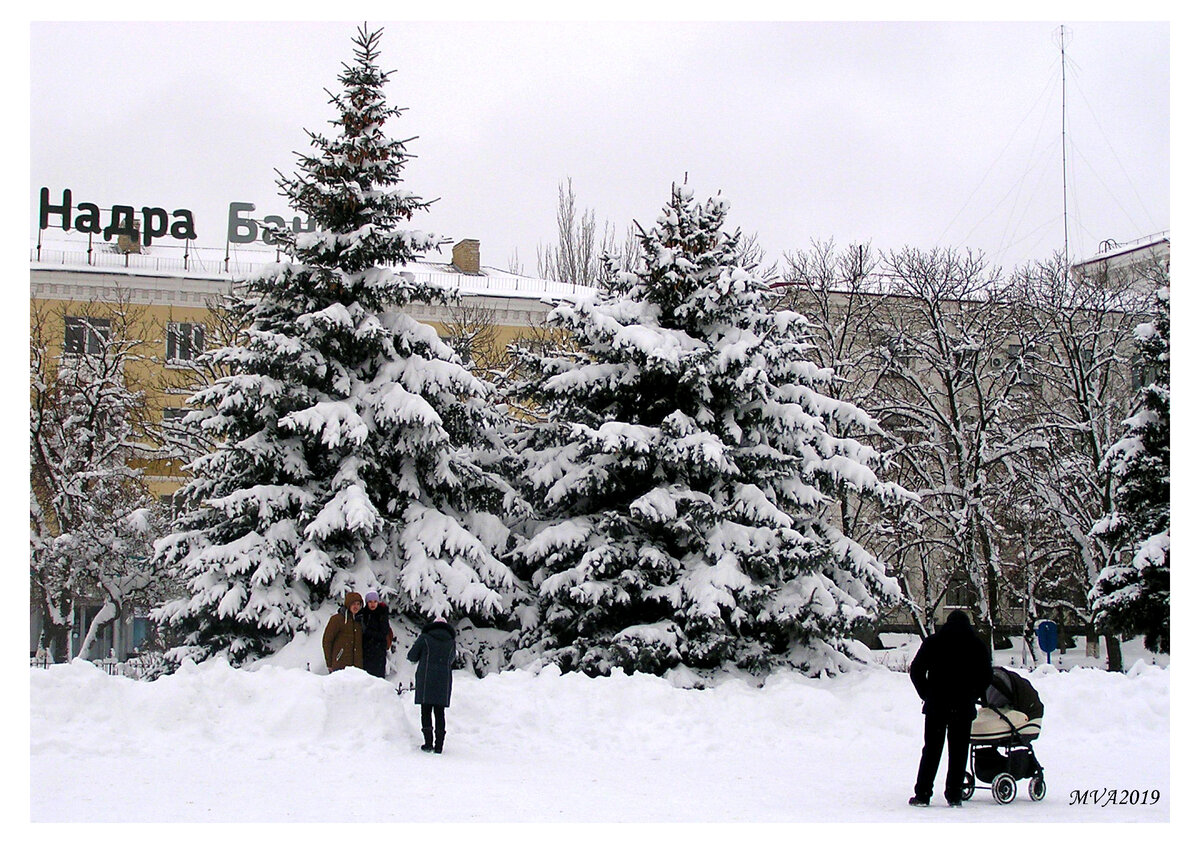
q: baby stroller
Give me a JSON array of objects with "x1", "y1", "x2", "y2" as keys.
[{"x1": 962, "y1": 666, "x2": 1046, "y2": 804}]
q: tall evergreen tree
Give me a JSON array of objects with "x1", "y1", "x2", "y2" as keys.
[
  {"x1": 154, "y1": 26, "x2": 521, "y2": 665},
  {"x1": 510, "y1": 185, "x2": 908, "y2": 676},
  {"x1": 1090, "y1": 285, "x2": 1170, "y2": 652}
]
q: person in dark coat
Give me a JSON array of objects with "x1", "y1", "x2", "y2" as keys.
[
  {"x1": 406, "y1": 618, "x2": 456, "y2": 753},
  {"x1": 908, "y1": 609, "x2": 993, "y2": 807},
  {"x1": 322, "y1": 592, "x2": 364, "y2": 673},
  {"x1": 359, "y1": 591, "x2": 393, "y2": 679}
]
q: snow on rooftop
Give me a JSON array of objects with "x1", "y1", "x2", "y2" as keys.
[
  {"x1": 31, "y1": 236, "x2": 598, "y2": 303},
  {"x1": 1073, "y1": 231, "x2": 1170, "y2": 269}
]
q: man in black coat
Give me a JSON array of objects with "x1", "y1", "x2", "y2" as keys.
[
  {"x1": 407, "y1": 618, "x2": 456, "y2": 754},
  {"x1": 908, "y1": 609, "x2": 992, "y2": 807},
  {"x1": 359, "y1": 591, "x2": 392, "y2": 679}
]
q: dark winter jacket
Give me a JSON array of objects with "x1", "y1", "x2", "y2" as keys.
[
  {"x1": 909, "y1": 610, "x2": 992, "y2": 715},
  {"x1": 406, "y1": 620, "x2": 456, "y2": 708},
  {"x1": 360, "y1": 602, "x2": 393, "y2": 678},
  {"x1": 323, "y1": 593, "x2": 364, "y2": 672}
]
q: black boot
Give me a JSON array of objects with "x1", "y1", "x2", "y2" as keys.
[
  {"x1": 420, "y1": 728, "x2": 434, "y2": 752},
  {"x1": 433, "y1": 730, "x2": 445, "y2": 754}
]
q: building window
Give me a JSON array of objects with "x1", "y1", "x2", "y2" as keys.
[
  {"x1": 1132, "y1": 355, "x2": 1160, "y2": 391},
  {"x1": 952, "y1": 346, "x2": 979, "y2": 370},
  {"x1": 876, "y1": 333, "x2": 914, "y2": 374},
  {"x1": 945, "y1": 574, "x2": 976, "y2": 608},
  {"x1": 162, "y1": 406, "x2": 202, "y2": 452},
  {"x1": 64, "y1": 316, "x2": 111, "y2": 355},
  {"x1": 159, "y1": 493, "x2": 183, "y2": 517},
  {"x1": 992, "y1": 343, "x2": 1037, "y2": 386},
  {"x1": 166, "y1": 322, "x2": 205, "y2": 362}
]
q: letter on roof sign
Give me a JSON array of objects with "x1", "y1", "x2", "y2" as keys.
[
  {"x1": 40, "y1": 188, "x2": 71, "y2": 231},
  {"x1": 227, "y1": 202, "x2": 258, "y2": 244},
  {"x1": 170, "y1": 210, "x2": 197, "y2": 240},
  {"x1": 103, "y1": 205, "x2": 138, "y2": 241},
  {"x1": 262, "y1": 215, "x2": 286, "y2": 245},
  {"x1": 40, "y1": 188, "x2": 199, "y2": 243},
  {"x1": 74, "y1": 203, "x2": 102, "y2": 235},
  {"x1": 142, "y1": 206, "x2": 170, "y2": 246}
]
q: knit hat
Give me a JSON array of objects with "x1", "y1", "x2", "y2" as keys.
[
  {"x1": 365, "y1": 591, "x2": 380, "y2": 603},
  {"x1": 345, "y1": 592, "x2": 363, "y2": 608}
]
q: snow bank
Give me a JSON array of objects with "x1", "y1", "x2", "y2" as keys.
[
  {"x1": 30, "y1": 659, "x2": 1169, "y2": 822},
  {"x1": 31, "y1": 657, "x2": 407, "y2": 759}
]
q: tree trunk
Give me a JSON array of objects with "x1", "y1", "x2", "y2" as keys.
[
  {"x1": 1022, "y1": 618, "x2": 1037, "y2": 668},
  {"x1": 76, "y1": 601, "x2": 117, "y2": 661},
  {"x1": 985, "y1": 563, "x2": 1002, "y2": 654},
  {"x1": 1104, "y1": 634, "x2": 1124, "y2": 672},
  {"x1": 42, "y1": 622, "x2": 70, "y2": 664},
  {"x1": 976, "y1": 602, "x2": 995, "y2": 661}
]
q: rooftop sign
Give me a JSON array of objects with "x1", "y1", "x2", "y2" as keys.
[{"x1": 38, "y1": 188, "x2": 313, "y2": 249}]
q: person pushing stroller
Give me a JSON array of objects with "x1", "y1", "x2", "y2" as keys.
[{"x1": 908, "y1": 610, "x2": 993, "y2": 807}]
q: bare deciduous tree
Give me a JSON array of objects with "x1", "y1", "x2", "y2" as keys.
[
  {"x1": 537, "y1": 178, "x2": 639, "y2": 286},
  {"x1": 440, "y1": 299, "x2": 509, "y2": 380},
  {"x1": 860, "y1": 248, "x2": 1050, "y2": 648},
  {"x1": 1008, "y1": 255, "x2": 1159, "y2": 669},
  {"x1": 30, "y1": 292, "x2": 174, "y2": 661}
]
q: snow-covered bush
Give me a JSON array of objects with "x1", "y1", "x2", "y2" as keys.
[{"x1": 121, "y1": 651, "x2": 171, "y2": 681}]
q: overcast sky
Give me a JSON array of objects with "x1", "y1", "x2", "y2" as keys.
[{"x1": 29, "y1": 19, "x2": 1169, "y2": 275}]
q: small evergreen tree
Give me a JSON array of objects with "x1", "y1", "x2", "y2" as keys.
[
  {"x1": 510, "y1": 185, "x2": 908, "y2": 676},
  {"x1": 1090, "y1": 285, "x2": 1170, "y2": 652},
  {"x1": 154, "y1": 26, "x2": 522, "y2": 665}
]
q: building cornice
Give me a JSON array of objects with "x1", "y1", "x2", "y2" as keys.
[{"x1": 30, "y1": 266, "x2": 555, "y2": 326}]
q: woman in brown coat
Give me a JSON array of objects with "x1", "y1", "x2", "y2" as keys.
[{"x1": 322, "y1": 592, "x2": 364, "y2": 672}]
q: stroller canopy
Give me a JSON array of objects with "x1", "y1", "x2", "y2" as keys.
[{"x1": 984, "y1": 667, "x2": 1044, "y2": 720}]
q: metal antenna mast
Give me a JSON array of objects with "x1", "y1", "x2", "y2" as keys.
[{"x1": 1059, "y1": 25, "x2": 1070, "y2": 265}]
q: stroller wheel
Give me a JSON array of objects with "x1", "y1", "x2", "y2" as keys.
[
  {"x1": 962, "y1": 773, "x2": 975, "y2": 801},
  {"x1": 1029, "y1": 775, "x2": 1046, "y2": 802},
  {"x1": 992, "y1": 773, "x2": 1017, "y2": 804}
]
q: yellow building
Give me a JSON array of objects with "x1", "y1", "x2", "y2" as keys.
[{"x1": 30, "y1": 236, "x2": 574, "y2": 659}]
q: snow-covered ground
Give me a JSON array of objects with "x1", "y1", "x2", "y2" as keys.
[{"x1": 30, "y1": 637, "x2": 1170, "y2": 824}]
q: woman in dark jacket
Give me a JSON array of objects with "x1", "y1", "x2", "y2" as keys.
[
  {"x1": 359, "y1": 591, "x2": 393, "y2": 678},
  {"x1": 406, "y1": 618, "x2": 456, "y2": 754}
]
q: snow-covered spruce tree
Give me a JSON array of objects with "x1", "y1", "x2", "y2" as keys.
[
  {"x1": 1090, "y1": 285, "x2": 1170, "y2": 653},
  {"x1": 154, "y1": 26, "x2": 522, "y2": 665},
  {"x1": 510, "y1": 185, "x2": 909, "y2": 676}
]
